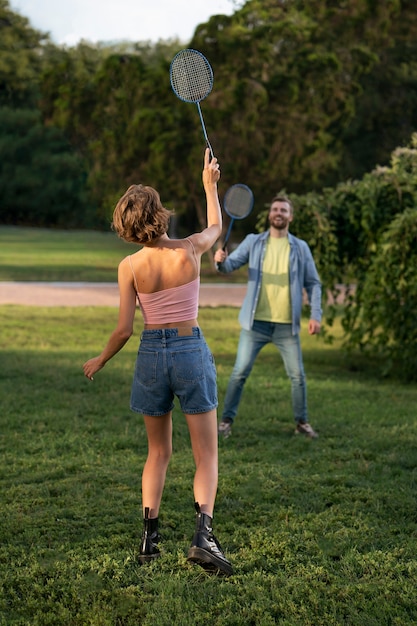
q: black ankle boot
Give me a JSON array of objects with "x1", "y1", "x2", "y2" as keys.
[
  {"x1": 187, "y1": 502, "x2": 233, "y2": 576},
  {"x1": 139, "y1": 507, "x2": 160, "y2": 564}
]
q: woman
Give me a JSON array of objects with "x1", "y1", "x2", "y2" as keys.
[{"x1": 83, "y1": 148, "x2": 233, "y2": 576}]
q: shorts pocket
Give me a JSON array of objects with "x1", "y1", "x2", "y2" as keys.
[
  {"x1": 172, "y1": 348, "x2": 204, "y2": 383},
  {"x1": 135, "y1": 349, "x2": 158, "y2": 387}
]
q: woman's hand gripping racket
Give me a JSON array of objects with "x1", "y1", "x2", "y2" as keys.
[
  {"x1": 222, "y1": 184, "x2": 254, "y2": 251},
  {"x1": 170, "y1": 48, "x2": 215, "y2": 158}
]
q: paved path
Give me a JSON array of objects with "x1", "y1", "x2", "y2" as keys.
[{"x1": 0, "y1": 282, "x2": 247, "y2": 307}]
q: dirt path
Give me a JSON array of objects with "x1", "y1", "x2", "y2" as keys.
[{"x1": 0, "y1": 282, "x2": 247, "y2": 307}]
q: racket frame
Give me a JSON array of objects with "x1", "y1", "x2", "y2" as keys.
[
  {"x1": 169, "y1": 48, "x2": 215, "y2": 158},
  {"x1": 222, "y1": 184, "x2": 254, "y2": 249}
]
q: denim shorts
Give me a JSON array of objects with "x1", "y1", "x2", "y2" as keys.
[{"x1": 130, "y1": 327, "x2": 218, "y2": 416}]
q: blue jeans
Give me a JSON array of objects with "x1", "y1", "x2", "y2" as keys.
[{"x1": 221, "y1": 321, "x2": 308, "y2": 424}]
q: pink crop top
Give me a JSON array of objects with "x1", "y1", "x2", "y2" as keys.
[
  {"x1": 135, "y1": 277, "x2": 200, "y2": 324},
  {"x1": 128, "y1": 239, "x2": 200, "y2": 324}
]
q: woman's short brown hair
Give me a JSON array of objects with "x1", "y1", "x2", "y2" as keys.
[{"x1": 112, "y1": 184, "x2": 173, "y2": 244}]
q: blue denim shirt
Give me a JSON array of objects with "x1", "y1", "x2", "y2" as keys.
[{"x1": 216, "y1": 231, "x2": 322, "y2": 334}]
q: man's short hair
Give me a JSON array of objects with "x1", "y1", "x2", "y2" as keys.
[{"x1": 270, "y1": 194, "x2": 293, "y2": 214}]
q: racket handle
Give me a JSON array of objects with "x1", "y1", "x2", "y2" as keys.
[
  {"x1": 222, "y1": 219, "x2": 234, "y2": 250},
  {"x1": 206, "y1": 139, "x2": 215, "y2": 160},
  {"x1": 197, "y1": 103, "x2": 214, "y2": 159}
]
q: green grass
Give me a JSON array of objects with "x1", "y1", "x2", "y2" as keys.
[
  {"x1": 1, "y1": 306, "x2": 416, "y2": 625},
  {"x1": 0, "y1": 226, "x2": 247, "y2": 282},
  {"x1": 0, "y1": 226, "x2": 138, "y2": 282}
]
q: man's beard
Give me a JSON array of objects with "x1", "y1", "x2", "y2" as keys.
[{"x1": 269, "y1": 216, "x2": 288, "y2": 230}]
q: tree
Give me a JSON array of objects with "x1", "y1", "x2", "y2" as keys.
[
  {"x1": 0, "y1": 107, "x2": 92, "y2": 227},
  {"x1": 338, "y1": 0, "x2": 417, "y2": 181},
  {"x1": 190, "y1": 0, "x2": 417, "y2": 206},
  {"x1": 0, "y1": 0, "x2": 48, "y2": 107},
  {"x1": 7, "y1": 0, "x2": 417, "y2": 239},
  {"x1": 39, "y1": 41, "x2": 190, "y2": 225}
]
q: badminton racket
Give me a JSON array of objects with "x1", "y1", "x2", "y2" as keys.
[
  {"x1": 222, "y1": 184, "x2": 254, "y2": 250},
  {"x1": 170, "y1": 48, "x2": 215, "y2": 158}
]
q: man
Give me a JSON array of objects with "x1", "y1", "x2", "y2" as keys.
[{"x1": 214, "y1": 194, "x2": 322, "y2": 439}]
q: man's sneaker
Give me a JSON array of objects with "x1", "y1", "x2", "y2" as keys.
[
  {"x1": 218, "y1": 420, "x2": 232, "y2": 439},
  {"x1": 295, "y1": 422, "x2": 318, "y2": 438}
]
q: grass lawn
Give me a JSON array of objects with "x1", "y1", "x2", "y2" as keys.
[
  {"x1": 0, "y1": 226, "x2": 247, "y2": 283},
  {"x1": 1, "y1": 305, "x2": 416, "y2": 625}
]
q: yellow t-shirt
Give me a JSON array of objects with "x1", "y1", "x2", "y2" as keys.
[{"x1": 255, "y1": 237, "x2": 291, "y2": 323}]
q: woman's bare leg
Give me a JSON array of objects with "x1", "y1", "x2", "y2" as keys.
[
  {"x1": 185, "y1": 409, "x2": 218, "y2": 516},
  {"x1": 141, "y1": 412, "x2": 172, "y2": 518}
]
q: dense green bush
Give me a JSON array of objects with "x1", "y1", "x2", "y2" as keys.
[
  {"x1": 336, "y1": 137, "x2": 417, "y2": 379},
  {"x1": 345, "y1": 208, "x2": 417, "y2": 380}
]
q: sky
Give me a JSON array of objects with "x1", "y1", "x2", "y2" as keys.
[{"x1": 10, "y1": 0, "x2": 237, "y2": 47}]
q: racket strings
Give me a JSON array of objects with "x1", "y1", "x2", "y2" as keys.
[
  {"x1": 225, "y1": 187, "x2": 253, "y2": 218},
  {"x1": 171, "y1": 50, "x2": 213, "y2": 103}
]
